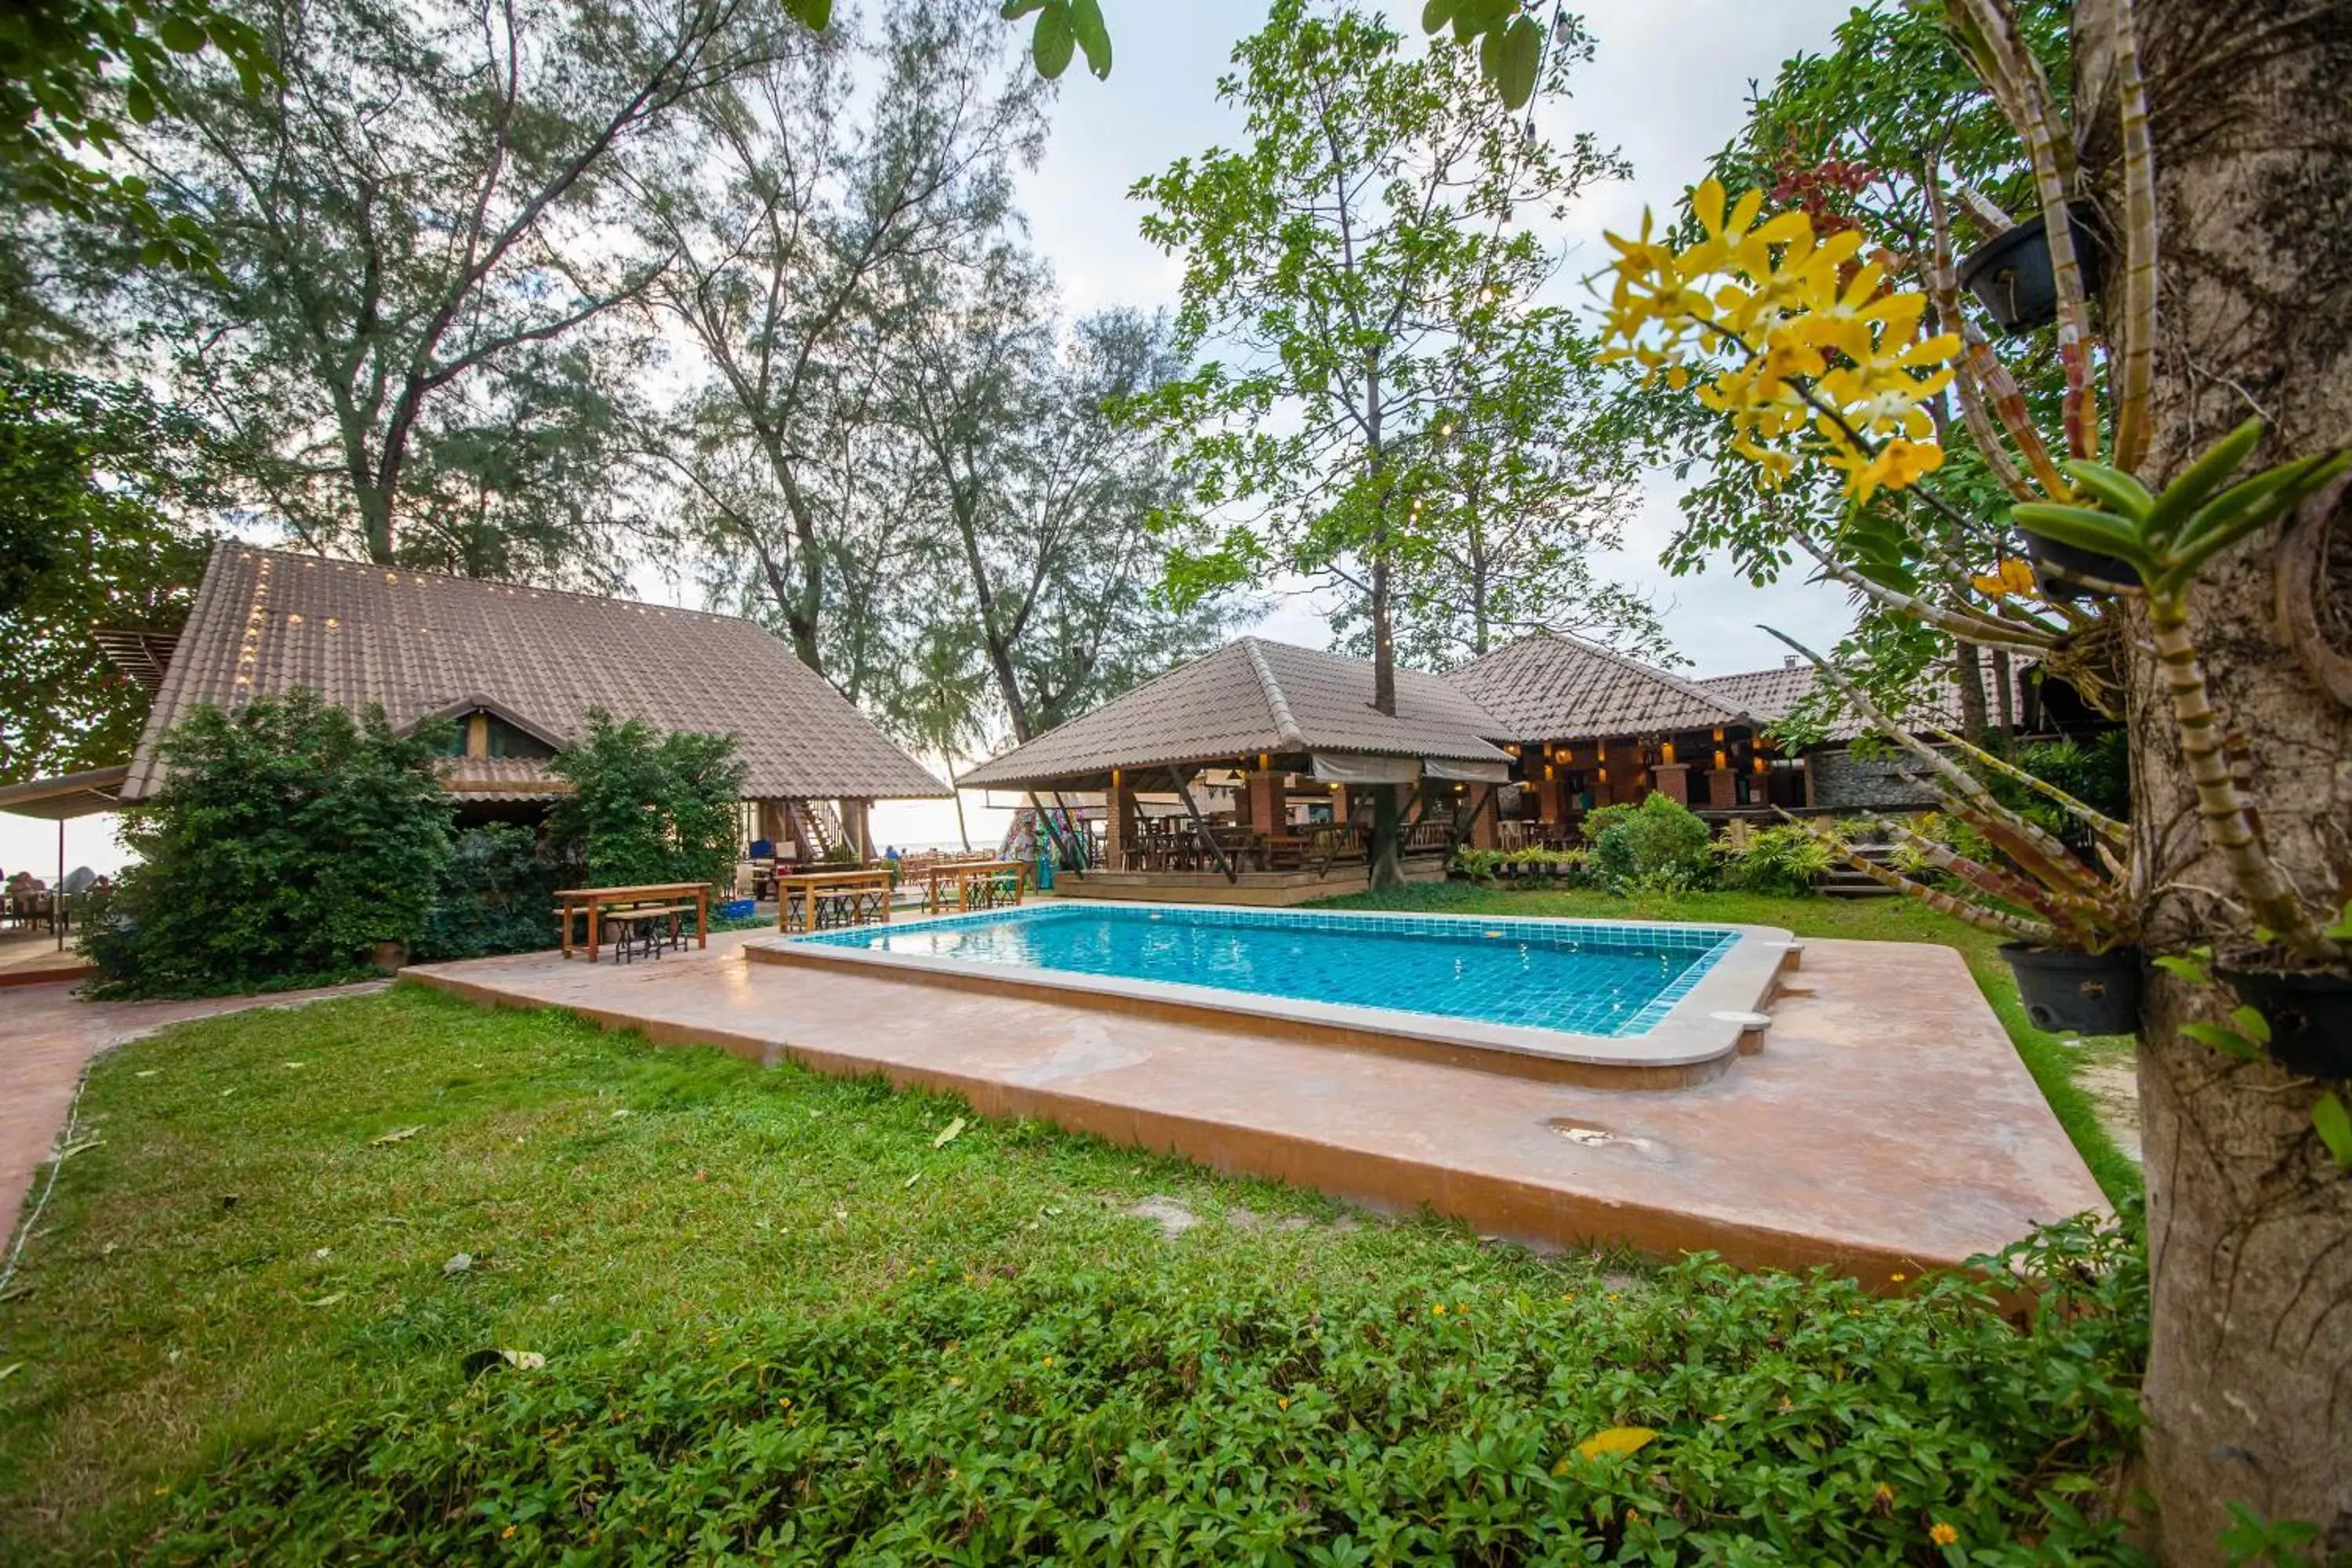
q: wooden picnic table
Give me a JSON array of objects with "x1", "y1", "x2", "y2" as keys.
[
  {"x1": 923, "y1": 858, "x2": 1029, "y2": 914},
  {"x1": 776, "y1": 867, "x2": 894, "y2": 934},
  {"x1": 555, "y1": 883, "x2": 710, "y2": 964}
]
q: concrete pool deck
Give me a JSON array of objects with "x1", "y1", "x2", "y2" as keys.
[{"x1": 403, "y1": 928, "x2": 2107, "y2": 1280}]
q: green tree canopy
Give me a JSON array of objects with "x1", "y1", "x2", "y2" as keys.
[{"x1": 0, "y1": 355, "x2": 216, "y2": 782}]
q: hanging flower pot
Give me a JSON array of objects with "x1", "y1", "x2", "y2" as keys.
[
  {"x1": 1956, "y1": 201, "x2": 2107, "y2": 333},
  {"x1": 2002, "y1": 943, "x2": 2142, "y2": 1036},
  {"x1": 2019, "y1": 526, "x2": 2139, "y2": 602},
  {"x1": 2216, "y1": 967, "x2": 2352, "y2": 1078}
]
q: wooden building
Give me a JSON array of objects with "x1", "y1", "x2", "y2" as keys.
[
  {"x1": 111, "y1": 544, "x2": 947, "y2": 860},
  {"x1": 960, "y1": 637, "x2": 1513, "y2": 906}
]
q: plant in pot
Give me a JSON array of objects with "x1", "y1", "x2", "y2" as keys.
[{"x1": 1771, "y1": 644, "x2": 2142, "y2": 1035}]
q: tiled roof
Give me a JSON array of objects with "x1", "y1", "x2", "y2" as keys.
[
  {"x1": 1693, "y1": 660, "x2": 2020, "y2": 742},
  {"x1": 1447, "y1": 632, "x2": 1753, "y2": 739},
  {"x1": 961, "y1": 637, "x2": 1510, "y2": 789},
  {"x1": 121, "y1": 545, "x2": 947, "y2": 803}
]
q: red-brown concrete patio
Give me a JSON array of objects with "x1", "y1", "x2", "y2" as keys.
[{"x1": 402, "y1": 926, "x2": 2107, "y2": 1280}]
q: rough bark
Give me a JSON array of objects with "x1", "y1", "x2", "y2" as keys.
[{"x1": 2082, "y1": 2, "x2": 2352, "y2": 1559}]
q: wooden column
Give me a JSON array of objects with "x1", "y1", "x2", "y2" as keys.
[
  {"x1": 1470, "y1": 788, "x2": 1501, "y2": 848},
  {"x1": 840, "y1": 798, "x2": 872, "y2": 860}
]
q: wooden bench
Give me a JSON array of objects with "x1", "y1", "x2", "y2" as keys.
[
  {"x1": 923, "y1": 859, "x2": 1028, "y2": 914},
  {"x1": 555, "y1": 884, "x2": 711, "y2": 964},
  {"x1": 776, "y1": 869, "x2": 893, "y2": 934}
]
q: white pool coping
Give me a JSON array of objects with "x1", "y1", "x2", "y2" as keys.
[{"x1": 746, "y1": 900, "x2": 1797, "y2": 1080}]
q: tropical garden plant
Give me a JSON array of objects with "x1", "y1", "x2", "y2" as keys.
[
  {"x1": 1592, "y1": 0, "x2": 2352, "y2": 1548},
  {"x1": 1584, "y1": 793, "x2": 1715, "y2": 895}
]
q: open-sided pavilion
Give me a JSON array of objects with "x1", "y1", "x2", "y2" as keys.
[{"x1": 960, "y1": 638, "x2": 1515, "y2": 906}]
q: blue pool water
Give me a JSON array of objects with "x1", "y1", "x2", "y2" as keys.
[{"x1": 796, "y1": 905, "x2": 1739, "y2": 1038}]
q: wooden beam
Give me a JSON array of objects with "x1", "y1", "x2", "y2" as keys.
[
  {"x1": 1450, "y1": 781, "x2": 1500, "y2": 848},
  {"x1": 1166, "y1": 766, "x2": 1239, "y2": 884}
]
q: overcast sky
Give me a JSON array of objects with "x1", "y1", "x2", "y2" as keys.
[{"x1": 5, "y1": 0, "x2": 1864, "y2": 875}]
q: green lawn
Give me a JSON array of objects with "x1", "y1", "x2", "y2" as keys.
[
  {"x1": 0, "y1": 982, "x2": 2143, "y2": 1563},
  {"x1": 1315, "y1": 882, "x2": 2143, "y2": 1205}
]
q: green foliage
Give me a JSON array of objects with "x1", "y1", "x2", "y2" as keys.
[
  {"x1": 82, "y1": 691, "x2": 454, "y2": 996},
  {"x1": 0, "y1": 0, "x2": 272, "y2": 268},
  {"x1": 143, "y1": 1199, "x2": 2146, "y2": 1564},
  {"x1": 411, "y1": 824, "x2": 574, "y2": 964},
  {"x1": 140, "y1": 0, "x2": 797, "y2": 578},
  {"x1": 1450, "y1": 844, "x2": 1588, "y2": 883},
  {"x1": 545, "y1": 710, "x2": 747, "y2": 891},
  {"x1": 1719, "y1": 823, "x2": 1835, "y2": 897},
  {"x1": 1586, "y1": 793, "x2": 1716, "y2": 895},
  {"x1": 0, "y1": 356, "x2": 216, "y2": 781},
  {"x1": 1995, "y1": 732, "x2": 2130, "y2": 831},
  {"x1": 1001, "y1": 0, "x2": 1109, "y2": 82}
]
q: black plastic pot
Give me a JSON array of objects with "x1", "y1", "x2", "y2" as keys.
[
  {"x1": 1956, "y1": 201, "x2": 2107, "y2": 333},
  {"x1": 2020, "y1": 526, "x2": 2138, "y2": 602},
  {"x1": 2002, "y1": 942, "x2": 2142, "y2": 1036},
  {"x1": 2216, "y1": 968, "x2": 2352, "y2": 1078}
]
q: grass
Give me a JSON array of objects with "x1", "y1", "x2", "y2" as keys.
[
  {"x1": 1316, "y1": 882, "x2": 2143, "y2": 1205},
  {"x1": 0, "y1": 983, "x2": 2146, "y2": 1563}
]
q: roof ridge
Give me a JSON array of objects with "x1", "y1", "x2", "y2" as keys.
[
  {"x1": 230, "y1": 543, "x2": 752, "y2": 627},
  {"x1": 1239, "y1": 637, "x2": 1310, "y2": 751},
  {"x1": 1529, "y1": 629, "x2": 1751, "y2": 721}
]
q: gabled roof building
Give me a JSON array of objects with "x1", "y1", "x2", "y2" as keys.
[{"x1": 115, "y1": 545, "x2": 944, "y2": 848}]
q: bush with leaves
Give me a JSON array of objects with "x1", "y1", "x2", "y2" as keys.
[
  {"x1": 545, "y1": 710, "x2": 747, "y2": 891},
  {"x1": 411, "y1": 823, "x2": 577, "y2": 963},
  {"x1": 1585, "y1": 793, "x2": 1716, "y2": 895},
  {"x1": 146, "y1": 1205, "x2": 2146, "y2": 1563},
  {"x1": 82, "y1": 691, "x2": 453, "y2": 996},
  {"x1": 1994, "y1": 732, "x2": 2130, "y2": 836},
  {"x1": 1719, "y1": 823, "x2": 1835, "y2": 897}
]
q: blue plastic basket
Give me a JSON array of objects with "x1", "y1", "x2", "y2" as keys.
[{"x1": 717, "y1": 898, "x2": 755, "y2": 920}]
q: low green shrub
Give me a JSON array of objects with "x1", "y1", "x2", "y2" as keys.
[
  {"x1": 1587, "y1": 793, "x2": 1715, "y2": 894},
  {"x1": 1451, "y1": 846, "x2": 1588, "y2": 884},
  {"x1": 546, "y1": 709, "x2": 747, "y2": 889},
  {"x1": 146, "y1": 1208, "x2": 2146, "y2": 1565},
  {"x1": 1719, "y1": 823, "x2": 1835, "y2": 897},
  {"x1": 81, "y1": 691, "x2": 453, "y2": 996}
]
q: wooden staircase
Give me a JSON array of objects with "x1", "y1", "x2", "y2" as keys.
[
  {"x1": 787, "y1": 799, "x2": 849, "y2": 861},
  {"x1": 1816, "y1": 840, "x2": 1902, "y2": 897}
]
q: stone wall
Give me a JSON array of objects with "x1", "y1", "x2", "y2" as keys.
[{"x1": 1807, "y1": 747, "x2": 1940, "y2": 811}]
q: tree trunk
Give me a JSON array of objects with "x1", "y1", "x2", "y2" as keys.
[
  {"x1": 1955, "y1": 637, "x2": 1991, "y2": 744},
  {"x1": 2083, "y1": 2, "x2": 2352, "y2": 1559},
  {"x1": 1369, "y1": 782, "x2": 1404, "y2": 889}
]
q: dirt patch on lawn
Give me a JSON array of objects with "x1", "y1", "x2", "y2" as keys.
[{"x1": 2074, "y1": 1057, "x2": 2142, "y2": 1164}]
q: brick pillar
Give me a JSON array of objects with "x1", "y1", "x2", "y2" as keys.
[
  {"x1": 1601, "y1": 742, "x2": 1641, "y2": 804},
  {"x1": 1246, "y1": 769, "x2": 1283, "y2": 837},
  {"x1": 1707, "y1": 768, "x2": 1738, "y2": 808},
  {"x1": 1105, "y1": 782, "x2": 1136, "y2": 869},
  {"x1": 1651, "y1": 763, "x2": 1690, "y2": 806}
]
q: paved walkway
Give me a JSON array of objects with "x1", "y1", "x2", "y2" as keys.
[
  {"x1": 1, "y1": 980, "x2": 386, "y2": 1243},
  {"x1": 408, "y1": 934, "x2": 2107, "y2": 1279}
]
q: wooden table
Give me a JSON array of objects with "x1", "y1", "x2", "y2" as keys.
[
  {"x1": 923, "y1": 858, "x2": 1029, "y2": 914},
  {"x1": 776, "y1": 869, "x2": 893, "y2": 934},
  {"x1": 555, "y1": 883, "x2": 711, "y2": 964}
]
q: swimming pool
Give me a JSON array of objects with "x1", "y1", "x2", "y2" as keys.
[
  {"x1": 764, "y1": 903, "x2": 1795, "y2": 1081},
  {"x1": 800, "y1": 904, "x2": 1730, "y2": 1036}
]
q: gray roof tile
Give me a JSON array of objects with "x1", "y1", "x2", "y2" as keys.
[
  {"x1": 961, "y1": 637, "x2": 1509, "y2": 789},
  {"x1": 122, "y1": 545, "x2": 946, "y2": 802}
]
